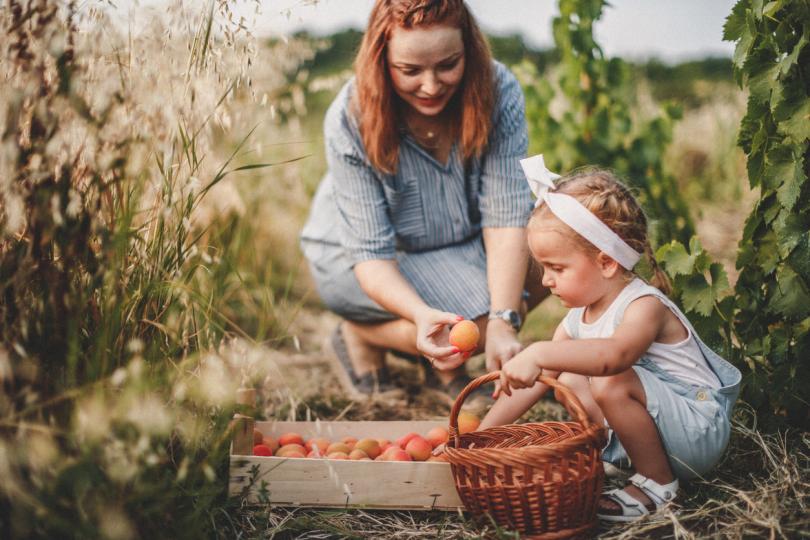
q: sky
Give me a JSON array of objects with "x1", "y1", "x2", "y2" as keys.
[{"x1": 259, "y1": 0, "x2": 738, "y2": 62}]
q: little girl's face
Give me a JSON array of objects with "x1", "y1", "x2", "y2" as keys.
[{"x1": 528, "y1": 222, "x2": 608, "y2": 308}]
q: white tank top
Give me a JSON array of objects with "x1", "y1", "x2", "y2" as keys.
[{"x1": 563, "y1": 278, "x2": 721, "y2": 389}]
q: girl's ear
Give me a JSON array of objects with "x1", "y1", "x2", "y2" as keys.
[{"x1": 596, "y1": 251, "x2": 621, "y2": 278}]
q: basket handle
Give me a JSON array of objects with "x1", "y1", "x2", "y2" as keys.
[{"x1": 448, "y1": 372, "x2": 593, "y2": 448}]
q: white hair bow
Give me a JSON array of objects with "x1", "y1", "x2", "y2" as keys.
[
  {"x1": 520, "y1": 154, "x2": 642, "y2": 271},
  {"x1": 520, "y1": 154, "x2": 561, "y2": 208}
]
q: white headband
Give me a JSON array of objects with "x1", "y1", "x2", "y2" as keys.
[{"x1": 520, "y1": 154, "x2": 642, "y2": 271}]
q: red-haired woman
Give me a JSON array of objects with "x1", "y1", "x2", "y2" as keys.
[{"x1": 300, "y1": 0, "x2": 547, "y2": 401}]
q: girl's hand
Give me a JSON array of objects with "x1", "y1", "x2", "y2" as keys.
[
  {"x1": 414, "y1": 308, "x2": 466, "y2": 370},
  {"x1": 498, "y1": 349, "x2": 543, "y2": 397},
  {"x1": 485, "y1": 321, "x2": 523, "y2": 398}
]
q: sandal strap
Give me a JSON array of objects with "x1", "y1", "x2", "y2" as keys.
[
  {"x1": 602, "y1": 488, "x2": 651, "y2": 517},
  {"x1": 628, "y1": 473, "x2": 679, "y2": 507}
]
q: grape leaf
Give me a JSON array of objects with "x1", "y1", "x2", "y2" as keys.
[
  {"x1": 770, "y1": 265, "x2": 810, "y2": 317},
  {"x1": 773, "y1": 208, "x2": 809, "y2": 257},
  {"x1": 777, "y1": 31, "x2": 807, "y2": 77},
  {"x1": 681, "y1": 275, "x2": 716, "y2": 317},
  {"x1": 723, "y1": 0, "x2": 749, "y2": 41},
  {"x1": 778, "y1": 99, "x2": 810, "y2": 144},
  {"x1": 754, "y1": 230, "x2": 781, "y2": 274},
  {"x1": 656, "y1": 241, "x2": 695, "y2": 276}
]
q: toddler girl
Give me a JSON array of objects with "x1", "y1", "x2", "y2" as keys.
[{"x1": 479, "y1": 158, "x2": 741, "y2": 522}]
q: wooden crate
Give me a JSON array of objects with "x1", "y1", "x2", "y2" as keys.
[{"x1": 229, "y1": 419, "x2": 464, "y2": 510}]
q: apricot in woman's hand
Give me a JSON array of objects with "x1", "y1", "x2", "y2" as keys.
[{"x1": 449, "y1": 320, "x2": 479, "y2": 352}]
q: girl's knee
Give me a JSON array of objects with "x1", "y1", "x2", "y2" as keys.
[
  {"x1": 589, "y1": 373, "x2": 634, "y2": 404},
  {"x1": 556, "y1": 372, "x2": 589, "y2": 402}
]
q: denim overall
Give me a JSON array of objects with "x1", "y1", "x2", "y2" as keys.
[{"x1": 570, "y1": 282, "x2": 743, "y2": 481}]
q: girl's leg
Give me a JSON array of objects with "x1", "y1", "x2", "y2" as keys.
[
  {"x1": 556, "y1": 372, "x2": 603, "y2": 424},
  {"x1": 589, "y1": 369, "x2": 675, "y2": 508}
]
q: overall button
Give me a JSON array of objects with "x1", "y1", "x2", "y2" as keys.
[{"x1": 696, "y1": 390, "x2": 708, "y2": 401}]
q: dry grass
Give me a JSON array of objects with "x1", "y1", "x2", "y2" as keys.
[
  {"x1": 225, "y1": 374, "x2": 808, "y2": 539},
  {"x1": 221, "y1": 310, "x2": 808, "y2": 539}
]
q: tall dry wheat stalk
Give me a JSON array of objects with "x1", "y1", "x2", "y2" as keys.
[{"x1": 0, "y1": 1, "x2": 315, "y2": 537}]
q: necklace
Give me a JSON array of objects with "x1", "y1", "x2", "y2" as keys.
[{"x1": 405, "y1": 119, "x2": 442, "y2": 149}]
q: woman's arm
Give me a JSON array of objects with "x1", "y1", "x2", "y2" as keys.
[
  {"x1": 483, "y1": 227, "x2": 529, "y2": 317},
  {"x1": 482, "y1": 226, "x2": 529, "y2": 374},
  {"x1": 499, "y1": 296, "x2": 668, "y2": 394},
  {"x1": 478, "y1": 322, "x2": 568, "y2": 429},
  {"x1": 354, "y1": 259, "x2": 461, "y2": 361}
]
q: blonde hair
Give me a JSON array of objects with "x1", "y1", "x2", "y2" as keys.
[{"x1": 529, "y1": 168, "x2": 672, "y2": 295}]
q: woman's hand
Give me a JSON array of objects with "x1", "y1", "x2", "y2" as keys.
[
  {"x1": 486, "y1": 320, "x2": 523, "y2": 398},
  {"x1": 414, "y1": 308, "x2": 467, "y2": 370},
  {"x1": 498, "y1": 348, "x2": 543, "y2": 397}
]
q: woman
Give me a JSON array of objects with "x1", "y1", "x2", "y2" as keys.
[{"x1": 300, "y1": 0, "x2": 547, "y2": 400}]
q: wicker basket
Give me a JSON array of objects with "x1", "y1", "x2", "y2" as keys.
[{"x1": 444, "y1": 373, "x2": 607, "y2": 539}]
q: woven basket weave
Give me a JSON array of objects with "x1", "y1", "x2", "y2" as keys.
[{"x1": 443, "y1": 373, "x2": 607, "y2": 539}]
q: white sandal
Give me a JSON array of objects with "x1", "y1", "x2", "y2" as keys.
[{"x1": 597, "y1": 473, "x2": 679, "y2": 522}]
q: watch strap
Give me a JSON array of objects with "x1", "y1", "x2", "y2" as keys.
[{"x1": 488, "y1": 309, "x2": 522, "y2": 331}]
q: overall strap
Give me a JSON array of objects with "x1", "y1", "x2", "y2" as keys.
[{"x1": 616, "y1": 280, "x2": 742, "y2": 393}]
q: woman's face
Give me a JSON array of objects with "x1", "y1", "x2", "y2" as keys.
[{"x1": 386, "y1": 24, "x2": 465, "y2": 117}]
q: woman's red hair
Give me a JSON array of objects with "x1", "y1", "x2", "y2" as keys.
[{"x1": 352, "y1": 0, "x2": 494, "y2": 174}]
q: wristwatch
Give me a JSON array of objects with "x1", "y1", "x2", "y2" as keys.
[{"x1": 488, "y1": 309, "x2": 522, "y2": 331}]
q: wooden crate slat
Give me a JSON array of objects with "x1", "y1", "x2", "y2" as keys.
[{"x1": 230, "y1": 420, "x2": 464, "y2": 510}]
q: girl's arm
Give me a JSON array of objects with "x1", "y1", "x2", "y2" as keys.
[
  {"x1": 478, "y1": 322, "x2": 568, "y2": 430},
  {"x1": 499, "y1": 296, "x2": 668, "y2": 394}
]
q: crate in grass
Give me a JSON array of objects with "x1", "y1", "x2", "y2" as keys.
[{"x1": 229, "y1": 397, "x2": 464, "y2": 510}]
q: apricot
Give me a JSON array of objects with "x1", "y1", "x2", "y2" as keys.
[
  {"x1": 276, "y1": 448, "x2": 306, "y2": 459},
  {"x1": 253, "y1": 429, "x2": 264, "y2": 446},
  {"x1": 405, "y1": 436, "x2": 432, "y2": 461},
  {"x1": 341, "y1": 436, "x2": 358, "y2": 450},
  {"x1": 427, "y1": 453, "x2": 448, "y2": 462},
  {"x1": 380, "y1": 442, "x2": 396, "y2": 453},
  {"x1": 306, "y1": 449, "x2": 322, "y2": 458},
  {"x1": 386, "y1": 448, "x2": 413, "y2": 462},
  {"x1": 253, "y1": 444, "x2": 273, "y2": 456},
  {"x1": 449, "y1": 320, "x2": 479, "y2": 352},
  {"x1": 326, "y1": 442, "x2": 351, "y2": 455},
  {"x1": 425, "y1": 426, "x2": 449, "y2": 448},
  {"x1": 305, "y1": 438, "x2": 331, "y2": 454},
  {"x1": 378, "y1": 446, "x2": 400, "y2": 461},
  {"x1": 457, "y1": 411, "x2": 481, "y2": 434},
  {"x1": 348, "y1": 449, "x2": 369, "y2": 460},
  {"x1": 276, "y1": 443, "x2": 306, "y2": 457},
  {"x1": 278, "y1": 432, "x2": 304, "y2": 447},
  {"x1": 376, "y1": 438, "x2": 390, "y2": 448},
  {"x1": 261, "y1": 435, "x2": 279, "y2": 453},
  {"x1": 327, "y1": 451, "x2": 349, "y2": 460},
  {"x1": 396, "y1": 432, "x2": 420, "y2": 449},
  {"x1": 355, "y1": 438, "x2": 382, "y2": 459}
]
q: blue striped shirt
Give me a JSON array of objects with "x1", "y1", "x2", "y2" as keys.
[{"x1": 300, "y1": 61, "x2": 532, "y2": 319}]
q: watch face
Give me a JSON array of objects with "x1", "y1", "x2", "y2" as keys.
[{"x1": 490, "y1": 310, "x2": 521, "y2": 330}]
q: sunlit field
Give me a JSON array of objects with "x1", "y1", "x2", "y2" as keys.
[{"x1": 1, "y1": 2, "x2": 806, "y2": 539}]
